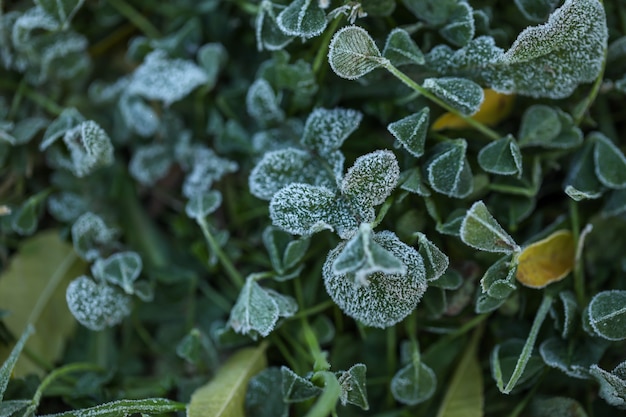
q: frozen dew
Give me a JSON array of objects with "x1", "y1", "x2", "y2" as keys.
[
  {"x1": 129, "y1": 144, "x2": 173, "y2": 186},
  {"x1": 341, "y1": 150, "x2": 400, "y2": 208},
  {"x1": 300, "y1": 107, "x2": 362, "y2": 155},
  {"x1": 71, "y1": 212, "x2": 117, "y2": 261}
]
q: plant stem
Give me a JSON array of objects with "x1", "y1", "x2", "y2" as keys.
[
  {"x1": 383, "y1": 62, "x2": 502, "y2": 141},
  {"x1": 291, "y1": 299, "x2": 335, "y2": 319},
  {"x1": 569, "y1": 200, "x2": 585, "y2": 305},
  {"x1": 196, "y1": 217, "x2": 244, "y2": 288},
  {"x1": 573, "y1": 46, "x2": 607, "y2": 126},
  {"x1": 305, "y1": 371, "x2": 341, "y2": 417},
  {"x1": 313, "y1": 15, "x2": 343, "y2": 75},
  {"x1": 502, "y1": 294, "x2": 553, "y2": 394},
  {"x1": 107, "y1": 0, "x2": 160, "y2": 38},
  {"x1": 294, "y1": 278, "x2": 330, "y2": 371}
]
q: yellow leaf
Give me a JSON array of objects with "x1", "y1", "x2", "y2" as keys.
[
  {"x1": 188, "y1": 342, "x2": 268, "y2": 417},
  {"x1": 432, "y1": 89, "x2": 515, "y2": 131},
  {"x1": 0, "y1": 230, "x2": 86, "y2": 376},
  {"x1": 515, "y1": 230, "x2": 575, "y2": 289}
]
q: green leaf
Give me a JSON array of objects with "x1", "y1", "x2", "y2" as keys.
[
  {"x1": 0, "y1": 400, "x2": 31, "y2": 417},
  {"x1": 514, "y1": 0, "x2": 560, "y2": 22},
  {"x1": 328, "y1": 25, "x2": 384, "y2": 80},
  {"x1": 129, "y1": 144, "x2": 173, "y2": 186},
  {"x1": 11, "y1": 193, "x2": 43, "y2": 236},
  {"x1": 588, "y1": 290, "x2": 626, "y2": 341},
  {"x1": 341, "y1": 150, "x2": 400, "y2": 208},
  {"x1": 181, "y1": 146, "x2": 238, "y2": 199},
  {"x1": 39, "y1": 399, "x2": 185, "y2": 417},
  {"x1": 282, "y1": 237, "x2": 310, "y2": 271},
  {"x1": 391, "y1": 361, "x2": 437, "y2": 406},
  {"x1": 518, "y1": 105, "x2": 582, "y2": 149},
  {"x1": 0, "y1": 325, "x2": 33, "y2": 401},
  {"x1": 429, "y1": 269, "x2": 462, "y2": 290},
  {"x1": 435, "y1": 327, "x2": 483, "y2": 417},
  {"x1": 176, "y1": 328, "x2": 219, "y2": 370},
  {"x1": 281, "y1": 366, "x2": 322, "y2": 402},
  {"x1": 337, "y1": 363, "x2": 369, "y2": 410},
  {"x1": 188, "y1": 343, "x2": 267, "y2": 417},
  {"x1": 593, "y1": 132, "x2": 626, "y2": 189},
  {"x1": 416, "y1": 232, "x2": 449, "y2": 282},
  {"x1": 589, "y1": 362, "x2": 626, "y2": 409},
  {"x1": 480, "y1": 255, "x2": 517, "y2": 299},
  {"x1": 439, "y1": 2, "x2": 475, "y2": 47},
  {"x1": 92, "y1": 251, "x2": 143, "y2": 295},
  {"x1": 401, "y1": 0, "x2": 457, "y2": 25},
  {"x1": 300, "y1": 107, "x2": 362, "y2": 156},
  {"x1": 603, "y1": 189, "x2": 626, "y2": 217},
  {"x1": 276, "y1": 0, "x2": 327, "y2": 39},
  {"x1": 34, "y1": 0, "x2": 83, "y2": 27},
  {"x1": 425, "y1": 139, "x2": 474, "y2": 198},
  {"x1": 246, "y1": 78, "x2": 285, "y2": 125},
  {"x1": 269, "y1": 183, "x2": 337, "y2": 236},
  {"x1": 63, "y1": 120, "x2": 114, "y2": 178},
  {"x1": 228, "y1": 277, "x2": 281, "y2": 338},
  {"x1": 475, "y1": 293, "x2": 507, "y2": 314},
  {"x1": 185, "y1": 190, "x2": 223, "y2": 220},
  {"x1": 490, "y1": 339, "x2": 544, "y2": 394},
  {"x1": 332, "y1": 223, "x2": 406, "y2": 286},
  {"x1": 478, "y1": 135, "x2": 522, "y2": 177},
  {"x1": 129, "y1": 50, "x2": 208, "y2": 106},
  {"x1": 245, "y1": 368, "x2": 289, "y2": 417},
  {"x1": 197, "y1": 42, "x2": 227, "y2": 90},
  {"x1": 249, "y1": 148, "x2": 337, "y2": 201},
  {"x1": 323, "y1": 230, "x2": 427, "y2": 328},
  {"x1": 539, "y1": 337, "x2": 607, "y2": 380},
  {"x1": 256, "y1": 2, "x2": 295, "y2": 51},
  {"x1": 71, "y1": 212, "x2": 117, "y2": 261},
  {"x1": 400, "y1": 168, "x2": 431, "y2": 197},
  {"x1": 361, "y1": 0, "x2": 396, "y2": 16},
  {"x1": 564, "y1": 140, "x2": 604, "y2": 201},
  {"x1": 382, "y1": 28, "x2": 425, "y2": 66},
  {"x1": 387, "y1": 108, "x2": 429, "y2": 158},
  {"x1": 489, "y1": 0, "x2": 607, "y2": 99},
  {"x1": 460, "y1": 201, "x2": 519, "y2": 254},
  {"x1": 528, "y1": 397, "x2": 589, "y2": 417},
  {"x1": 0, "y1": 117, "x2": 47, "y2": 146},
  {"x1": 119, "y1": 95, "x2": 159, "y2": 137},
  {"x1": 422, "y1": 77, "x2": 484, "y2": 116}
]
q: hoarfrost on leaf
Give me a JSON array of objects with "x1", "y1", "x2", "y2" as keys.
[
  {"x1": 588, "y1": 290, "x2": 626, "y2": 341},
  {"x1": 328, "y1": 25, "x2": 385, "y2": 80},
  {"x1": 281, "y1": 366, "x2": 322, "y2": 402},
  {"x1": 323, "y1": 230, "x2": 427, "y2": 328},
  {"x1": 47, "y1": 192, "x2": 87, "y2": 222},
  {"x1": 425, "y1": 139, "x2": 473, "y2": 198},
  {"x1": 460, "y1": 201, "x2": 519, "y2": 254},
  {"x1": 129, "y1": 144, "x2": 173, "y2": 186},
  {"x1": 337, "y1": 363, "x2": 369, "y2": 410},
  {"x1": 387, "y1": 108, "x2": 429, "y2": 158},
  {"x1": 128, "y1": 50, "x2": 208, "y2": 106},
  {"x1": 300, "y1": 107, "x2": 362, "y2": 156},
  {"x1": 513, "y1": 0, "x2": 559, "y2": 22},
  {"x1": 422, "y1": 77, "x2": 484, "y2": 116},
  {"x1": 477, "y1": 135, "x2": 523, "y2": 177},
  {"x1": 276, "y1": 0, "x2": 327, "y2": 39},
  {"x1": 341, "y1": 150, "x2": 400, "y2": 209},
  {"x1": 71, "y1": 212, "x2": 117, "y2": 261},
  {"x1": 62, "y1": 120, "x2": 114, "y2": 177},
  {"x1": 592, "y1": 132, "x2": 626, "y2": 189},
  {"x1": 185, "y1": 190, "x2": 223, "y2": 220},
  {"x1": 382, "y1": 28, "x2": 425, "y2": 66},
  {"x1": 439, "y1": 2, "x2": 475, "y2": 47},
  {"x1": 182, "y1": 146, "x2": 238, "y2": 199},
  {"x1": 40, "y1": 107, "x2": 84, "y2": 150},
  {"x1": 256, "y1": 1, "x2": 295, "y2": 51},
  {"x1": 92, "y1": 251, "x2": 143, "y2": 295},
  {"x1": 119, "y1": 94, "x2": 159, "y2": 137},
  {"x1": 590, "y1": 363, "x2": 626, "y2": 409},
  {"x1": 66, "y1": 276, "x2": 132, "y2": 331},
  {"x1": 246, "y1": 78, "x2": 285, "y2": 125},
  {"x1": 34, "y1": 0, "x2": 85, "y2": 28},
  {"x1": 269, "y1": 183, "x2": 336, "y2": 236},
  {"x1": 416, "y1": 232, "x2": 448, "y2": 282},
  {"x1": 227, "y1": 276, "x2": 281, "y2": 338},
  {"x1": 390, "y1": 360, "x2": 437, "y2": 405}
]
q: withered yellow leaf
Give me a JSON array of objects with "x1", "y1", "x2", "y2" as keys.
[
  {"x1": 432, "y1": 89, "x2": 515, "y2": 131},
  {"x1": 515, "y1": 230, "x2": 575, "y2": 289}
]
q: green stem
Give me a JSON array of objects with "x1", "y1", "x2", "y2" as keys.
[
  {"x1": 502, "y1": 294, "x2": 553, "y2": 394},
  {"x1": 27, "y1": 363, "x2": 102, "y2": 416},
  {"x1": 107, "y1": 0, "x2": 160, "y2": 38},
  {"x1": 313, "y1": 16, "x2": 343, "y2": 75},
  {"x1": 372, "y1": 195, "x2": 394, "y2": 228},
  {"x1": 423, "y1": 313, "x2": 489, "y2": 360},
  {"x1": 305, "y1": 371, "x2": 341, "y2": 417},
  {"x1": 573, "y1": 46, "x2": 607, "y2": 126},
  {"x1": 294, "y1": 278, "x2": 330, "y2": 371},
  {"x1": 569, "y1": 200, "x2": 585, "y2": 305},
  {"x1": 196, "y1": 217, "x2": 244, "y2": 288},
  {"x1": 383, "y1": 62, "x2": 502, "y2": 141},
  {"x1": 505, "y1": 370, "x2": 546, "y2": 417},
  {"x1": 291, "y1": 299, "x2": 335, "y2": 320},
  {"x1": 8, "y1": 78, "x2": 26, "y2": 120}
]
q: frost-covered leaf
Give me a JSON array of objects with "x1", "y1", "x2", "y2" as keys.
[
  {"x1": 249, "y1": 148, "x2": 336, "y2": 200},
  {"x1": 323, "y1": 230, "x2": 427, "y2": 328},
  {"x1": 71, "y1": 212, "x2": 117, "y2": 261},
  {"x1": 593, "y1": 132, "x2": 626, "y2": 189},
  {"x1": 429, "y1": 268, "x2": 462, "y2": 290},
  {"x1": 0, "y1": 400, "x2": 31, "y2": 417},
  {"x1": 197, "y1": 42, "x2": 227, "y2": 90},
  {"x1": 11, "y1": 194, "x2": 42, "y2": 236},
  {"x1": 563, "y1": 140, "x2": 604, "y2": 201},
  {"x1": 256, "y1": 2, "x2": 295, "y2": 51},
  {"x1": 337, "y1": 363, "x2": 369, "y2": 410},
  {"x1": 416, "y1": 232, "x2": 448, "y2": 282},
  {"x1": 439, "y1": 2, "x2": 475, "y2": 47},
  {"x1": 475, "y1": 293, "x2": 507, "y2": 314},
  {"x1": 129, "y1": 144, "x2": 173, "y2": 186},
  {"x1": 390, "y1": 360, "x2": 436, "y2": 406},
  {"x1": 40, "y1": 108, "x2": 84, "y2": 150},
  {"x1": 185, "y1": 190, "x2": 223, "y2": 220},
  {"x1": 552, "y1": 291, "x2": 578, "y2": 339},
  {"x1": 480, "y1": 255, "x2": 517, "y2": 299},
  {"x1": 423, "y1": 77, "x2": 484, "y2": 116},
  {"x1": 332, "y1": 223, "x2": 406, "y2": 286},
  {"x1": 262, "y1": 226, "x2": 309, "y2": 275},
  {"x1": 382, "y1": 28, "x2": 424, "y2": 66},
  {"x1": 540, "y1": 337, "x2": 607, "y2": 380},
  {"x1": 514, "y1": 0, "x2": 560, "y2": 22},
  {"x1": 300, "y1": 107, "x2": 362, "y2": 156},
  {"x1": 588, "y1": 290, "x2": 626, "y2": 341},
  {"x1": 589, "y1": 363, "x2": 626, "y2": 409},
  {"x1": 281, "y1": 366, "x2": 322, "y2": 402},
  {"x1": 387, "y1": 108, "x2": 429, "y2": 158},
  {"x1": 519, "y1": 106, "x2": 582, "y2": 149},
  {"x1": 425, "y1": 139, "x2": 473, "y2": 198},
  {"x1": 0, "y1": 325, "x2": 33, "y2": 401},
  {"x1": 276, "y1": 0, "x2": 327, "y2": 38},
  {"x1": 400, "y1": 168, "x2": 431, "y2": 196},
  {"x1": 265, "y1": 289, "x2": 298, "y2": 318},
  {"x1": 35, "y1": 0, "x2": 85, "y2": 28},
  {"x1": 269, "y1": 183, "x2": 336, "y2": 236},
  {"x1": 47, "y1": 192, "x2": 87, "y2": 222},
  {"x1": 401, "y1": 0, "x2": 457, "y2": 25},
  {"x1": 432, "y1": 89, "x2": 515, "y2": 131},
  {"x1": 62, "y1": 121, "x2": 114, "y2": 178},
  {"x1": 245, "y1": 368, "x2": 289, "y2": 417},
  {"x1": 489, "y1": 0, "x2": 607, "y2": 99},
  {"x1": 516, "y1": 230, "x2": 575, "y2": 289},
  {"x1": 128, "y1": 50, "x2": 208, "y2": 106},
  {"x1": 604, "y1": 189, "x2": 626, "y2": 217},
  {"x1": 228, "y1": 276, "x2": 280, "y2": 338},
  {"x1": 361, "y1": 0, "x2": 395, "y2": 16},
  {"x1": 66, "y1": 276, "x2": 132, "y2": 331},
  {"x1": 176, "y1": 328, "x2": 219, "y2": 370},
  {"x1": 328, "y1": 25, "x2": 384, "y2": 80},
  {"x1": 182, "y1": 146, "x2": 238, "y2": 198},
  {"x1": 92, "y1": 252, "x2": 143, "y2": 295},
  {"x1": 491, "y1": 338, "x2": 545, "y2": 394},
  {"x1": 341, "y1": 150, "x2": 400, "y2": 208},
  {"x1": 460, "y1": 201, "x2": 519, "y2": 254},
  {"x1": 478, "y1": 135, "x2": 522, "y2": 177},
  {"x1": 118, "y1": 95, "x2": 159, "y2": 137},
  {"x1": 1, "y1": 117, "x2": 47, "y2": 146},
  {"x1": 246, "y1": 78, "x2": 285, "y2": 125}
]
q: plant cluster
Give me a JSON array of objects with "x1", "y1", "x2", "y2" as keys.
[{"x1": 1, "y1": 0, "x2": 626, "y2": 416}]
